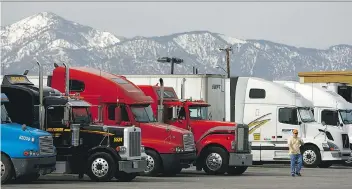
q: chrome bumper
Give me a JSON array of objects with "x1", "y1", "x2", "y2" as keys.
[
  {"x1": 118, "y1": 159, "x2": 148, "y2": 173},
  {"x1": 229, "y1": 153, "x2": 253, "y2": 166}
]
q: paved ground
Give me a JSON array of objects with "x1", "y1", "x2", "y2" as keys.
[{"x1": 3, "y1": 165, "x2": 352, "y2": 189}]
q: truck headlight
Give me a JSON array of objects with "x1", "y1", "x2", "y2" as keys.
[
  {"x1": 231, "y1": 141, "x2": 236, "y2": 150},
  {"x1": 322, "y1": 141, "x2": 339, "y2": 151},
  {"x1": 116, "y1": 146, "x2": 127, "y2": 153}
]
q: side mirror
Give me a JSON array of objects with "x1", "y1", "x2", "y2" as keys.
[
  {"x1": 298, "y1": 121, "x2": 302, "y2": 125},
  {"x1": 98, "y1": 105, "x2": 103, "y2": 122},
  {"x1": 115, "y1": 106, "x2": 122, "y2": 124}
]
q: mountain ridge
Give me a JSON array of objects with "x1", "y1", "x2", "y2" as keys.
[{"x1": 1, "y1": 11, "x2": 351, "y2": 81}]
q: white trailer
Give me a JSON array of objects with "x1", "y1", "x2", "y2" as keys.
[{"x1": 15, "y1": 74, "x2": 352, "y2": 168}]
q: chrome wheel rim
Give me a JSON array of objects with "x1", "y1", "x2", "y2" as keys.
[
  {"x1": 303, "y1": 150, "x2": 316, "y2": 165},
  {"x1": 144, "y1": 155, "x2": 155, "y2": 173},
  {"x1": 91, "y1": 158, "x2": 109, "y2": 177},
  {"x1": 206, "y1": 153, "x2": 223, "y2": 171},
  {"x1": 1, "y1": 161, "x2": 5, "y2": 178}
]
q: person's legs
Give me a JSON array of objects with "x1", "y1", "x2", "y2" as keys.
[
  {"x1": 295, "y1": 154, "x2": 303, "y2": 176},
  {"x1": 290, "y1": 154, "x2": 296, "y2": 176}
]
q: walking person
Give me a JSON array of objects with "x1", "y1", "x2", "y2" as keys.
[{"x1": 288, "y1": 129, "x2": 304, "y2": 177}]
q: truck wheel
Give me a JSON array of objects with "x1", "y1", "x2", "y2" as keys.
[
  {"x1": 141, "y1": 149, "x2": 162, "y2": 177},
  {"x1": 318, "y1": 161, "x2": 332, "y2": 168},
  {"x1": 14, "y1": 174, "x2": 40, "y2": 183},
  {"x1": 302, "y1": 145, "x2": 321, "y2": 168},
  {"x1": 227, "y1": 166, "x2": 248, "y2": 175},
  {"x1": 87, "y1": 152, "x2": 116, "y2": 182},
  {"x1": 202, "y1": 146, "x2": 228, "y2": 175},
  {"x1": 1, "y1": 154, "x2": 13, "y2": 184},
  {"x1": 115, "y1": 172, "x2": 137, "y2": 182}
]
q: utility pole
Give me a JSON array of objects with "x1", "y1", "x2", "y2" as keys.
[{"x1": 219, "y1": 47, "x2": 232, "y2": 78}]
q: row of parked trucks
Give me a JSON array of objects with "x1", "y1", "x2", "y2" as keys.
[
  {"x1": 2, "y1": 62, "x2": 351, "y2": 184},
  {"x1": 1, "y1": 62, "x2": 252, "y2": 184}
]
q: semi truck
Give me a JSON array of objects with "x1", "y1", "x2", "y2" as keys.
[
  {"x1": 1, "y1": 93, "x2": 56, "y2": 184},
  {"x1": 47, "y1": 65, "x2": 197, "y2": 176},
  {"x1": 122, "y1": 74, "x2": 352, "y2": 168},
  {"x1": 299, "y1": 82, "x2": 352, "y2": 103},
  {"x1": 274, "y1": 81, "x2": 352, "y2": 166},
  {"x1": 1, "y1": 62, "x2": 147, "y2": 182},
  {"x1": 136, "y1": 81, "x2": 252, "y2": 175}
]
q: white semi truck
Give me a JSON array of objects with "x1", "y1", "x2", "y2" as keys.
[
  {"x1": 302, "y1": 82, "x2": 352, "y2": 103},
  {"x1": 274, "y1": 81, "x2": 352, "y2": 165},
  {"x1": 14, "y1": 74, "x2": 352, "y2": 168}
]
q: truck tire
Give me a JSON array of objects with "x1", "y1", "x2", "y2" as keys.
[
  {"x1": 318, "y1": 161, "x2": 332, "y2": 168},
  {"x1": 86, "y1": 152, "x2": 116, "y2": 182},
  {"x1": 227, "y1": 166, "x2": 248, "y2": 175},
  {"x1": 141, "y1": 149, "x2": 162, "y2": 177},
  {"x1": 1, "y1": 154, "x2": 13, "y2": 184},
  {"x1": 202, "y1": 146, "x2": 228, "y2": 175},
  {"x1": 14, "y1": 173, "x2": 40, "y2": 183},
  {"x1": 302, "y1": 145, "x2": 321, "y2": 168},
  {"x1": 115, "y1": 172, "x2": 137, "y2": 182}
]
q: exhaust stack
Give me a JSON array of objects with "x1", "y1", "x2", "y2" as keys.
[
  {"x1": 181, "y1": 78, "x2": 186, "y2": 100},
  {"x1": 62, "y1": 63, "x2": 70, "y2": 96},
  {"x1": 36, "y1": 61, "x2": 44, "y2": 130},
  {"x1": 158, "y1": 78, "x2": 164, "y2": 123}
]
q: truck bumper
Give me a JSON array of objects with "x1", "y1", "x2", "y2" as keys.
[
  {"x1": 321, "y1": 150, "x2": 351, "y2": 162},
  {"x1": 160, "y1": 151, "x2": 197, "y2": 170},
  {"x1": 11, "y1": 156, "x2": 56, "y2": 178},
  {"x1": 229, "y1": 153, "x2": 253, "y2": 166},
  {"x1": 118, "y1": 159, "x2": 148, "y2": 173}
]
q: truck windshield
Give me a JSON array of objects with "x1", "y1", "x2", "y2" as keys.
[
  {"x1": 339, "y1": 110, "x2": 352, "y2": 124},
  {"x1": 189, "y1": 106, "x2": 208, "y2": 120},
  {"x1": 1, "y1": 104, "x2": 12, "y2": 123},
  {"x1": 130, "y1": 104, "x2": 157, "y2": 123},
  {"x1": 72, "y1": 107, "x2": 90, "y2": 124},
  {"x1": 298, "y1": 108, "x2": 315, "y2": 123}
]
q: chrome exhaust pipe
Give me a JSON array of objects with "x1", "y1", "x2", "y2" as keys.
[
  {"x1": 36, "y1": 61, "x2": 44, "y2": 130},
  {"x1": 62, "y1": 63, "x2": 70, "y2": 96},
  {"x1": 181, "y1": 78, "x2": 186, "y2": 100},
  {"x1": 158, "y1": 78, "x2": 164, "y2": 123}
]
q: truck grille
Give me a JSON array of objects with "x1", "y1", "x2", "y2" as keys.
[
  {"x1": 183, "y1": 133, "x2": 195, "y2": 152},
  {"x1": 236, "y1": 124, "x2": 249, "y2": 153},
  {"x1": 342, "y1": 134, "x2": 350, "y2": 149},
  {"x1": 129, "y1": 131, "x2": 141, "y2": 157},
  {"x1": 39, "y1": 135, "x2": 54, "y2": 155}
]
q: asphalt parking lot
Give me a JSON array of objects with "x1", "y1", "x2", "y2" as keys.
[{"x1": 3, "y1": 165, "x2": 352, "y2": 189}]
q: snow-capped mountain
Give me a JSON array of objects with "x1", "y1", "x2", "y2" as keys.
[{"x1": 1, "y1": 12, "x2": 351, "y2": 80}]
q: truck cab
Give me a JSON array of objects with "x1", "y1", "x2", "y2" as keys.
[
  {"x1": 1, "y1": 93, "x2": 56, "y2": 184},
  {"x1": 49, "y1": 65, "x2": 197, "y2": 177},
  {"x1": 137, "y1": 84, "x2": 252, "y2": 175},
  {"x1": 1, "y1": 63, "x2": 147, "y2": 182},
  {"x1": 225, "y1": 77, "x2": 351, "y2": 168}
]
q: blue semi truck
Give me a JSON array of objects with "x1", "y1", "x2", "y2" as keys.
[{"x1": 1, "y1": 93, "x2": 57, "y2": 184}]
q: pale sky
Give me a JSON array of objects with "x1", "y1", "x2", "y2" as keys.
[{"x1": 1, "y1": 1, "x2": 352, "y2": 49}]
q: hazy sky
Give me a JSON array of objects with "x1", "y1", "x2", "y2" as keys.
[{"x1": 1, "y1": 1, "x2": 351, "y2": 49}]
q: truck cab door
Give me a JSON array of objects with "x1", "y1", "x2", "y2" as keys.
[
  {"x1": 164, "y1": 106, "x2": 188, "y2": 130},
  {"x1": 275, "y1": 107, "x2": 301, "y2": 160}
]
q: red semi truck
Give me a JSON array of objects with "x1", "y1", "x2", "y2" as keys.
[
  {"x1": 48, "y1": 65, "x2": 197, "y2": 176},
  {"x1": 137, "y1": 80, "x2": 252, "y2": 175}
]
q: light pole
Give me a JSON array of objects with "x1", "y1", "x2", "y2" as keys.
[{"x1": 157, "y1": 57, "x2": 184, "y2": 74}]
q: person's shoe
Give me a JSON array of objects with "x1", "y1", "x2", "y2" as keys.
[
  {"x1": 296, "y1": 172, "x2": 301, "y2": 176},
  {"x1": 291, "y1": 173, "x2": 295, "y2": 177}
]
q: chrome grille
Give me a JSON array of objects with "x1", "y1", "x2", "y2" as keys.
[
  {"x1": 342, "y1": 134, "x2": 350, "y2": 149},
  {"x1": 236, "y1": 124, "x2": 249, "y2": 153},
  {"x1": 39, "y1": 135, "x2": 54, "y2": 155},
  {"x1": 129, "y1": 131, "x2": 141, "y2": 157},
  {"x1": 183, "y1": 133, "x2": 195, "y2": 152}
]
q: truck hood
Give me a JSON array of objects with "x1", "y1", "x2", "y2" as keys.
[
  {"x1": 2, "y1": 123, "x2": 51, "y2": 137},
  {"x1": 140, "y1": 122, "x2": 191, "y2": 134}
]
